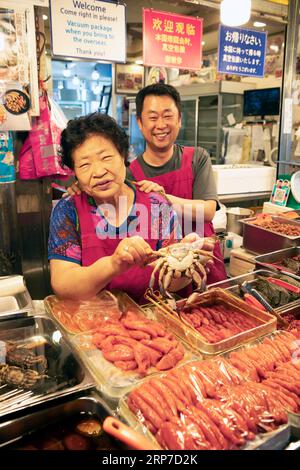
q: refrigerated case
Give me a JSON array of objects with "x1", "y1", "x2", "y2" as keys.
[
  {"x1": 128, "y1": 98, "x2": 145, "y2": 161},
  {"x1": 176, "y1": 82, "x2": 254, "y2": 164}
]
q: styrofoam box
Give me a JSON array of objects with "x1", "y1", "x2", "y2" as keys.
[
  {"x1": 212, "y1": 165, "x2": 276, "y2": 195},
  {"x1": 263, "y1": 202, "x2": 294, "y2": 214},
  {"x1": 0, "y1": 296, "x2": 19, "y2": 314}
]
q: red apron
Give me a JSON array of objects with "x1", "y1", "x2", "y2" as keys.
[
  {"x1": 74, "y1": 190, "x2": 158, "y2": 303},
  {"x1": 130, "y1": 147, "x2": 227, "y2": 284}
]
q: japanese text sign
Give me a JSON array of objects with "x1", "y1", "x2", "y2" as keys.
[
  {"x1": 143, "y1": 9, "x2": 203, "y2": 70},
  {"x1": 50, "y1": 0, "x2": 126, "y2": 62},
  {"x1": 218, "y1": 25, "x2": 267, "y2": 78}
]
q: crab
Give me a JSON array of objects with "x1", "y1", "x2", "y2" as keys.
[
  {"x1": 149, "y1": 238, "x2": 217, "y2": 296},
  {"x1": 0, "y1": 364, "x2": 43, "y2": 389},
  {"x1": 6, "y1": 346, "x2": 48, "y2": 374}
]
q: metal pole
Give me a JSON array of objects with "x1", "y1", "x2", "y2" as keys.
[{"x1": 278, "y1": 0, "x2": 300, "y2": 176}]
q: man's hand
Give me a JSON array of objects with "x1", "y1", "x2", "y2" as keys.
[{"x1": 135, "y1": 180, "x2": 166, "y2": 196}]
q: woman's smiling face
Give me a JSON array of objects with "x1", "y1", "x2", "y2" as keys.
[{"x1": 73, "y1": 134, "x2": 126, "y2": 203}]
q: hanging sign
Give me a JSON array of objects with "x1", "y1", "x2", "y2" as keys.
[
  {"x1": 218, "y1": 25, "x2": 267, "y2": 78},
  {"x1": 143, "y1": 9, "x2": 203, "y2": 71},
  {"x1": 49, "y1": 0, "x2": 126, "y2": 62}
]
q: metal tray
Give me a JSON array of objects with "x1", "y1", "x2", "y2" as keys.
[
  {"x1": 208, "y1": 269, "x2": 300, "y2": 315},
  {"x1": 145, "y1": 288, "x2": 276, "y2": 356},
  {"x1": 0, "y1": 315, "x2": 94, "y2": 420},
  {"x1": 255, "y1": 247, "x2": 300, "y2": 274},
  {"x1": 70, "y1": 292, "x2": 199, "y2": 401},
  {"x1": 241, "y1": 216, "x2": 300, "y2": 254},
  {"x1": 0, "y1": 391, "x2": 126, "y2": 449}
]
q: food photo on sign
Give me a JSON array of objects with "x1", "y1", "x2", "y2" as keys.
[{"x1": 0, "y1": 80, "x2": 30, "y2": 131}]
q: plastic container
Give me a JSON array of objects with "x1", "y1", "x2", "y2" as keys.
[
  {"x1": 145, "y1": 288, "x2": 276, "y2": 356},
  {"x1": 70, "y1": 297, "x2": 198, "y2": 401}
]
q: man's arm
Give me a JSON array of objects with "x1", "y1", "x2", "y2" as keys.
[{"x1": 165, "y1": 195, "x2": 217, "y2": 222}]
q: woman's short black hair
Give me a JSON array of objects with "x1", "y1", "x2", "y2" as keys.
[
  {"x1": 60, "y1": 112, "x2": 129, "y2": 170},
  {"x1": 135, "y1": 83, "x2": 182, "y2": 119}
]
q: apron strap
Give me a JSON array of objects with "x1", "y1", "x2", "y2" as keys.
[
  {"x1": 181, "y1": 146, "x2": 195, "y2": 169},
  {"x1": 129, "y1": 158, "x2": 147, "y2": 181}
]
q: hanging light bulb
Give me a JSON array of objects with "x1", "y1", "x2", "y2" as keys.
[
  {"x1": 221, "y1": 0, "x2": 251, "y2": 27},
  {"x1": 63, "y1": 63, "x2": 71, "y2": 78},
  {"x1": 72, "y1": 74, "x2": 80, "y2": 86},
  {"x1": 91, "y1": 66, "x2": 100, "y2": 80},
  {"x1": 58, "y1": 81, "x2": 64, "y2": 90}
]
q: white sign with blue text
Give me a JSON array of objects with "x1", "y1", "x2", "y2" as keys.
[
  {"x1": 218, "y1": 25, "x2": 267, "y2": 78},
  {"x1": 50, "y1": 0, "x2": 126, "y2": 62}
]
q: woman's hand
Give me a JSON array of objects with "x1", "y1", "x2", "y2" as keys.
[
  {"x1": 62, "y1": 181, "x2": 82, "y2": 198},
  {"x1": 135, "y1": 180, "x2": 166, "y2": 196},
  {"x1": 111, "y1": 236, "x2": 153, "y2": 273},
  {"x1": 181, "y1": 232, "x2": 201, "y2": 244}
]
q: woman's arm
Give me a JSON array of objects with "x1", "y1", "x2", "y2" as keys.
[{"x1": 50, "y1": 236, "x2": 153, "y2": 301}]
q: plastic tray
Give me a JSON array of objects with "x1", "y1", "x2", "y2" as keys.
[
  {"x1": 208, "y1": 269, "x2": 300, "y2": 315},
  {"x1": 44, "y1": 290, "x2": 122, "y2": 335},
  {"x1": 146, "y1": 288, "x2": 277, "y2": 356},
  {"x1": 70, "y1": 293, "x2": 199, "y2": 400},
  {"x1": 241, "y1": 216, "x2": 300, "y2": 255}
]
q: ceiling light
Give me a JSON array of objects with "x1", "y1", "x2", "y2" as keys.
[
  {"x1": 58, "y1": 81, "x2": 64, "y2": 90},
  {"x1": 72, "y1": 74, "x2": 80, "y2": 86},
  {"x1": 135, "y1": 59, "x2": 143, "y2": 65},
  {"x1": 63, "y1": 64, "x2": 71, "y2": 78},
  {"x1": 270, "y1": 45, "x2": 279, "y2": 53},
  {"x1": 202, "y1": 41, "x2": 205, "y2": 46},
  {"x1": 253, "y1": 21, "x2": 266, "y2": 28},
  {"x1": 91, "y1": 66, "x2": 100, "y2": 80},
  {"x1": 221, "y1": 0, "x2": 251, "y2": 27},
  {"x1": 42, "y1": 14, "x2": 48, "y2": 21}
]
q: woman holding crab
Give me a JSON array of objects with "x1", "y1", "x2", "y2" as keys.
[{"x1": 48, "y1": 113, "x2": 215, "y2": 304}]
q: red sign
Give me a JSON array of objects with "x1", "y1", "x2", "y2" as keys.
[{"x1": 143, "y1": 9, "x2": 203, "y2": 71}]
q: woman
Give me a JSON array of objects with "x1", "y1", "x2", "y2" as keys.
[{"x1": 48, "y1": 113, "x2": 182, "y2": 303}]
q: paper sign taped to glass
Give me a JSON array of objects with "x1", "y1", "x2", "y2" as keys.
[{"x1": 0, "y1": 132, "x2": 15, "y2": 183}]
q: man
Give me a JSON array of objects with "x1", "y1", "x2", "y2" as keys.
[
  {"x1": 129, "y1": 83, "x2": 226, "y2": 283},
  {"x1": 67, "y1": 83, "x2": 226, "y2": 283}
]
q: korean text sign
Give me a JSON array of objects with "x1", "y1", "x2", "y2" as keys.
[
  {"x1": 218, "y1": 25, "x2": 267, "y2": 78},
  {"x1": 143, "y1": 9, "x2": 203, "y2": 70},
  {"x1": 50, "y1": 0, "x2": 126, "y2": 62}
]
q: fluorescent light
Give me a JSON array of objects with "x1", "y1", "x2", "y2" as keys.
[
  {"x1": 63, "y1": 64, "x2": 71, "y2": 77},
  {"x1": 135, "y1": 59, "x2": 143, "y2": 65},
  {"x1": 221, "y1": 0, "x2": 251, "y2": 26},
  {"x1": 42, "y1": 15, "x2": 48, "y2": 21},
  {"x1": 91, "y1": 68, "x2": 100, "y2": 80},
  {"x1": 72, "y1": 75, "x2": 80, "y2": 86},
  {"x1": 253, "y1": 21, "x2": 266, "y2": 27}
]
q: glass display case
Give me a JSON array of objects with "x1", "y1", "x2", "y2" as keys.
[{"x1": 176, "y1": 82, "x2": 252, "y2": 163}]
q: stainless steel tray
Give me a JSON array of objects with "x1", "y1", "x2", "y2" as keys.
[
  {"x1": 241, "y1": 216, "x2": 300, "y2": 254},
  {"x1": 0, "y1": 315, "x2": 94, "y2": 420},
  {"x1": 0, "y1": 391, "x2": 125, "y2": 449},
  {"x1": 255, "y1": 247, "x2": 300, "y2": 275},
  {"x1": 208, "y1": 269, "x2": 300, "y2": 315}
]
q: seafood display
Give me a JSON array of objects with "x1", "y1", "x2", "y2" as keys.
[
  {"x1": 46, "y1": 291, "x2": 121, "y2": 334},
  {"x1": 179, "y1": 304, "x2": 260, "y2": 343},
  {"x1": 282, "y1": 254, "x2": 300, "y2": 274},
  {"x1": 127, "y1": 331, "x2": 300, "y2": 450},
  {"x1": 250, "y1": 215, "x2": 300, "y2": 237},
  {"x1": 6, "y1": 343, "x2": 48, "y2": 373},
  {"x1": 91, "y1": 311, "x2": 184, "y2": 375},
  {"x1": 0, "y1": 364, "x2": 45, "y2": 389},
  {"x1": 149, "y1": 237, "x2": 217, "y2": 295},
  {"x1": 250, "y1": 275, "x2": 300, "y2": 308}
]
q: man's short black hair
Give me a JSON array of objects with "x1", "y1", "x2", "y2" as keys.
[
  {"x1": 135, "y1": 83, "x2": 181, "y2": 119},
  {"x1": 60, "y1": 113, "x2": 129, "y2": 170}
]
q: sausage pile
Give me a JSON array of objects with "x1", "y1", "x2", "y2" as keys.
[
  {"x1": 180, "y1": 304, "x2": 260, "y2": 343},
  {"x1": 128, "y1": 331, "x2": 300, "y2": 450},
  {"x1": 91, "y1": 311, "x2": 184, "y2": 376}
]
